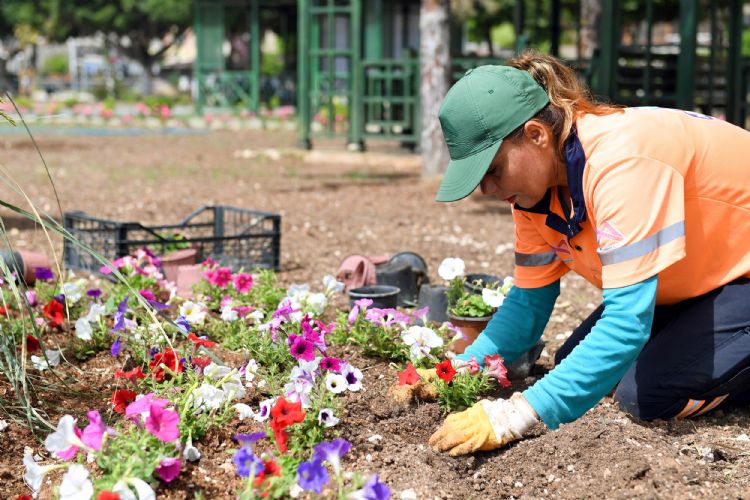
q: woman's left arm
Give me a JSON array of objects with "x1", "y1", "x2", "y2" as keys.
[{"x1": 523, "y1": 275, "x2": 657, "y2": 429}]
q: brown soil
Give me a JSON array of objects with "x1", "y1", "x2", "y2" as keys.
[{"x1": 1, "y1": 130, "x2": 749, "y2": 499}]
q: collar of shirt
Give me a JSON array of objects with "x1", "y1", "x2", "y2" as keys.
[{"x1": 514, "y1": 129, "x2": 587, "y2": 240}]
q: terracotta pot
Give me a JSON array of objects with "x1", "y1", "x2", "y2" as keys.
[
  {"x1": 447, "y1": 314, "x2": 492, "y2": 354},
  {"x1": 175, "y1": 264, "x2": 203, "y2": 299},
  {"x1": 160, "y1": 248, "x2": 198, "y2": 282},
  {"x1": 0, "y1": 250, "x2": 51, "y2": 285}
]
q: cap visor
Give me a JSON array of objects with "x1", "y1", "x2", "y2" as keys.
[{"x1": 435, "y1": 140, "x2": 503, "y2": 202}]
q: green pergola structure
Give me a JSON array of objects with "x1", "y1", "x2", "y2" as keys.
[
  {"x1": 194, "y1": 0, "x2": 297, "y2": 113},
  {"x1": 194, "y1": 0, "x2": 750, "y2": 148}
]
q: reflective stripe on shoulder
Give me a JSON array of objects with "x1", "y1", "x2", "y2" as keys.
[
  {"x1": 515, "y1": 251, "x2": 559, "y2": 267},
  {"x1": 598, "y1": 221, "x2": 685, "y2": 266}
]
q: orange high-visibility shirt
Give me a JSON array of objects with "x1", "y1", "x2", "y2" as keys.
[{"x1": 513, "y1": 107, "x2": 750, "y2": 304}]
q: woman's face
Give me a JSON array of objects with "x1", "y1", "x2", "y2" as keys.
[{"x1": 479, "y1": 120, "x2": 562, "y2": 208}]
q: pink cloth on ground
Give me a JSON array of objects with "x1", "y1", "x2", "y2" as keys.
[{"x1": 336, "y1": 254, "x2": 390, "y2": 292}]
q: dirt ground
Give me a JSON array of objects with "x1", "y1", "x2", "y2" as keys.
[{"x1": 1, "y1": 129, "x2": 749, "y2": 499}]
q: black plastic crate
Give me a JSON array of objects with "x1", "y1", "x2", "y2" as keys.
[{"x1": 63, "y1": 205, "x2": 281, "y2": 273}]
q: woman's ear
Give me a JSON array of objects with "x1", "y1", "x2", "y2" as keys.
[{"x1": 523, "y1": 120, "x2": 552, "y2": 148}]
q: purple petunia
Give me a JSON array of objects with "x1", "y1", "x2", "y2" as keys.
[
  {"x1": 313, "y1": 438, "x2": 351, "y2": 476},
  {"x1": 35, "y1": 267, "x2": 54, "y2": 281},
  {"x1": 111, "y1": 296, "x2": 129, "y2": 332},
  {"x1": 111, "y1": 336, "x2": 122, "y2": 357},
  {"x1": 234, "y1": 432, "x2": 267, "y2": 450},
  {"x1": 174, "y1": 315, "x2": 191, "y2": 334},
  {"x1": 139, "y1": 289, "x2": 170, "y2": 310},
  {"x1": 87, "y1": 288, "x2": 102, "y2": 298},
  {"x1": 232, "y1": 447, "x2": 264, "y2": 478},
  {"x1": 53, "y1": 294, "x2": 66, "y2": 304},
  {"x1": 349, "y1": 473, "x2": 390, "y2": 500},
  {"x1": 297, "y1": 458, "x2": 329, "y2": 494}
]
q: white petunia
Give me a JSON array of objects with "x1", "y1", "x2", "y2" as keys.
[
  {"x1": 221, "y1": 305, "x2": 238, "y2": 322},
  {"x1": 317, "y1": 408, "x2": 340, "y2": 428},
  {"x1": 305, "y1": 292, "x2": 328, "y2": 316},
  {"x1": 31, "y1": 349, "x2": 64, "y2": 371},
  {"x1": 179, "y1": 300, "x2": 208, "y2": 325},
  {"x1": 500, "y1": 276, "x2": 514, "y2": 294},
  {"x1": 222, "y1": 380, "x2": 245, "y2": 401},
  {"x1": 62, "y1": 281, "x2": 84, "y2": 304},
  {"x1": 297, "y1": 357, "x2": 321, "y2": 378},
  {"x1": 402, "y1": 326, "x2": 444, "y2": 360},
  {"x1": 322, "y1": 275, "x2": 345, "y2": 296},
  {"x1": 85, "y1": 303, "x2": 106, "y2": 323},
  {"x1": 234, "y1": 403, "x2": 255, "y2": 421},
  {"x1": 45, "y1": 415, "x2": 84, "y2": 454},
  {"x1": 75, "y1": 317, "x2": 93, "y2": 341},
  {"x1": 59, "y1": 463, "x2": 93, "y2": 500},
  {"x1": 23, "y1": 453, "x2": 55, "y2": 495},
  {"x1": 203, "y1": 363, "x2": 232, "y2": 382},
  {"x1": 284, "y1": 378, "x2": 314, "y2": 408},
  {"x1": 191, "y1": 383, "x2": 225, "y2": 412},
  {"x1": 325, "y1": 373, "x2": 348, "y2": 394},
  {"x1": 183, "y1": 437, "x2": 202, "y2": 462},
  {"x1": 287, "y1": 283, "x2": 310, "y2": 303},
  {"x1": 253, "y1": 398, "x2": 275, "y2": 422},
  {"x1": 341, "y1": 363, "x2": 363, "y2": 392},
  {"x1": 438, "y1": 257, "x2": 465, "y2": 281},
  {"x1": 244, "y1": 359, "x2": 259, "y2": 385},
  {"x1": 247, "y1": 309, "x2": 265, "y2": 322},
  {"x1": 113, "y1": 477, "x2": 156, "y2": 500},
  {"x1": 482, "y1": 288, "x2": 505, "y2": 308}
]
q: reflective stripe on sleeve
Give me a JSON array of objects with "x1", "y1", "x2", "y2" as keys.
[
  {"x1": 598, "y1": 221, "x2": 685, "y2": 266},
  {"x1": 515, "y1": 251, "x2": 559, "y2": 267}
]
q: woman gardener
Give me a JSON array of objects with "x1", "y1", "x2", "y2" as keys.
[{"x1": 428, "y1": 52, "x2": 750, "y2": 457}]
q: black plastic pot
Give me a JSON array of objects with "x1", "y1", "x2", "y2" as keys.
[
  {"x1": 376, "y1": 260, "x2": 416, "y2": 307},
  {"x1": 464, "y1": 273, "x2": 501, "y2": 294},
  {"x1": 507, "y1": 339, "x2": 546, "y2": 379},
  {"x1": 388, "y1": 251, "x2": 429, "y2": 278},
  {"x1": 415, "y1": 284, "x2": 449, "y2": 324},
  {"x1": 348, "y1": 285, "x2": 400, "y2": 309}
]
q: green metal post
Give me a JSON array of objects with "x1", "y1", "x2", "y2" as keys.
[
  {"x1": 726, "y1": 0, "x2": 743, "y2": 125},
  {"x1": 676, "y1": 0, "x2": 697, "y2": 111},
  {"x1": 594, "y1": 0, "x2": 619, "y2": 99},
  {"x1": 195, "y1": 0, "x2": 204, "y2": 114},
  {"x1": 365, "y1": 0, "x2": 383, "y2": 59},
  {"x1": 298, "y1": 0, "x2": 312, "y2": 149},
  {"x1": 513, "y1": 0, "x2": 527, "y2": 54},
  {"x1": 550, "y1": 0, "x2": 561, "y2": 57},
  {"x1": 251, "y1": 0, "x2": 261, "y2": 113},
  {"x1": 349, "y1": 0, "x2": 364, "y2": 151}
]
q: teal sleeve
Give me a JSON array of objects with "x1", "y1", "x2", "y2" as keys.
[
  {"x1": 455, "y1": 281, "x2": 560, "y2": 366},
  {"x1": 523, "y1": 276, "x2": 657, "y2": 429}
]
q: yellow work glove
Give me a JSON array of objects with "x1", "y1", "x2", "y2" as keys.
[{"x1": 428, "y1": 393, "x2": 539, "y2": 456}]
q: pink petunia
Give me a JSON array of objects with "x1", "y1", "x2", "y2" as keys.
[
  {"x1": 145, "y1": 403, "x2": 180, "y2": 442},
  {"x1": 57, "y1": 426, "x2": 84, "y2": 460},
  {"x1": 484, "y1": 355, "x2": 511, "y2": 388},
  {"x1": 289, "y1": 336, "x2": 315, "y2": 362},
  {"x1": 232, "y1": 273, "x2": 254, "y2": 294},
  {"x1": 81, "y1": 410, "x2": 114, "y2": 451},
  {"x1": 125, "y1": 393, "x2": 169, "y2": 420},
  {"x1": 155, "y1": 457, "x2": 182, "y2": 482},
  {"x1": 206, "y1": 267, "x2": 232, "y2": 288}
]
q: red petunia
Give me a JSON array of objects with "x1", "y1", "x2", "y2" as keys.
[
  {"x1": 270, "y1": 396, "x2": 306, "y2": 430},
  {"x1": 17, "y1": 335, "x2": 41, "y2": 353},
  {"x1": 435, "y1": 359, "x2": 456, "y2": 383},
  {"x1": 253, "y1": 459, "x2": 282, "y2": 491},
  {"x1": 0, "y1": 305, "x2": 9, "y2": 316},
  {"x1": 187, "y1": 333, "x2": 217, "y2": 348},
  {"x1": 191, "y1": 356, "x2": 212, "y2": 370},
  {"x1": 96, "y1": 492, "x2": 121, "y2": 500},
  {"x1": 398, "y1": 361, "x2": 421, "y2": 386},
  {"x1": 149, "y1": 348, "x2": 183, "y2": 382},
  {"x1": 42, "y1": 300, "x2": 64, "y2": 328},
  {"x1": 111, "y1": 389, "x2": 137, "y2": 414},
  {"x1": 114, "y1": 366, "x2": 146, "y2": 382},
  {"x1": 271, "y1": 426, "x2": 289, "y2": 453}
]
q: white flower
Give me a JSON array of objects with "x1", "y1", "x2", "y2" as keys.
[
  {"x1": 59, "y1": 463, "x2": 93, "y2": 500},
  {"x1": 62, "y1": 281, "x2": 84, "y2": 304},
  {"x1": 179, "y1": 301, "x2": 208, "y2": 325},
  {"x1": 191, "y1": 383, "x2": 225, "y2": 412},
  {"x1": 297, "y1": 357, "x2": 321, "y2": 378},
  {"x1": 305, "y1": 292, "x2": 328, "y2": 316},
  {"x1": 75, "y1": 318, "x2": 93, "y2": 341},
  {"x1": 203, "y1": 363, "x2": 232, "y2": 382},
  {"x1": 322, "y1": 275, "x2": 345, "y2": 296},
  {"x1": 31, "y1": 349, "x2": 63, "y2": 371},
  {"x1": 248, "y1": 309, "x2": 265, "y2": 321},
  {"x1": 482, "y1": 288, "x2": 505, "y2": 308},
  {"x1": 402, "y1": 326, "x2": 443, "y2": 361},
  {"x1": 183, "y1": 437, "x2": 202, "y2": 462},
  {"x1": 284, "y1": 378, "x2": 314, "y2": 408},
  {"x1": 85, "y1": 303, "x2": 106, "y2": 323},
  {"x1": 341, "y1": 364, "x2": 363, "y2": 392},
  {"x1": 325, "y1": 373, "x2": 348, "y2": 394},
  {"x1": 234, "y1": 403, "x2": 255, "y2": 421},
  {"x1": 254, "y1": 398, "x2": 275, "y2": 422},
  {"x1": 244, "y1": 359, "x2": 259, "y2": 385},
  {"x1": 287, "y1": 283, "x2": 310, "y2": 303},
  {"x1": 438, "y1": 257, "x2": 465, "y2": 280},
  {"x1": 45, "y1": 415, "x2": 84, "y2": 454},
  {"x1": 113, "y1": 478, "x2": 156, "y2": 500},
  {"x1": 23, "y1": 453, "x2": 55, "y2": 494},
  {"x1": 501, "y1": 276, "x2": 514, "y2": 294},
  {"x1": 222, "y1": 380, "x2": 245, "y2": 401},
  {"x1": 318, "y1": 408, "x2": 340, "y2": 427},
  {"x1": 221, "y1": 305, "x2": 238, "y2": 322}
]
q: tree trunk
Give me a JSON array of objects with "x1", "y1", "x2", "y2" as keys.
[
  {"x1": 580, "y1": 0, "x2": 602, "y2": 59},
  {"x1": 420, "y1": 0, "x2": 451, "y2": 177}
]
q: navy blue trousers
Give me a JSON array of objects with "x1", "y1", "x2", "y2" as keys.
[{"x1": 556, "y1": 277, "x2": 750, "y2": 420}]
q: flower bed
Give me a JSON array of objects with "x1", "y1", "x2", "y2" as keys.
[{"x1": 2, "y1": 250, "x2": 511, "y2": 499}]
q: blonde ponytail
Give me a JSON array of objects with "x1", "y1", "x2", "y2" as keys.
[{"x1": 508, "y1": 50, "x2": 621, "y2": 153}]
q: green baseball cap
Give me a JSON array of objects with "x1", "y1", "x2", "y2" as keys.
[{"x1": 435, "y1": 65, "x2": 550, "y2": 202}]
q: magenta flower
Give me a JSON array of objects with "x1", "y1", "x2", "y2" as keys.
[
  {"x1": 25, "y1": 290, "x2": 37, "y2": 307},
  {"x1": 220, "y1": 296, "x2": 234, "y2": 308},
  {"x1": 232, "y1": 273, "x2": 254, "y2": 294},
  {"x1": 125, "y1": 393, "x2": 169, "y2": 420},
  {"x1": 57, "y1": 426, "x2": 84, "y2": 460},
  {"x1": 155, "y1": 457, "x2": 182, "y2": 482},
  {"x1": 145, "y1": 403, "x2": 180, "y2": 442},
  {"x1": 320, "y1": 357, "x2": 342, "y2": 373},
  {"x1": 354, "y1": 298, "x2": 373, "y2": 309},
  {"x1": 289, "y1": 335, "x2": 315, "y2": 361},
  {"x1": 81, "y1": 410, "x2": 114, "y2": 451},
  {"x1": 205, "y1": 267, "x2": 232, "y2": 288}
]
